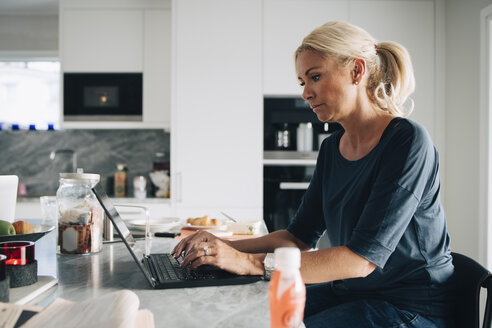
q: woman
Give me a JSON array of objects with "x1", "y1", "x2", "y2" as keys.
[{"x1": 172, "y1": 21, "x2": 454, "y2": 327}]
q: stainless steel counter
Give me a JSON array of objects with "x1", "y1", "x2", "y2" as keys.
[{"x1": 31, "y1": 228, "x2": 270, "y2": 327}]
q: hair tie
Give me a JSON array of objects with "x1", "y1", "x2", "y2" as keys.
[{"x1": 374, "y1": 44, "x2": 379, "y2": 53}]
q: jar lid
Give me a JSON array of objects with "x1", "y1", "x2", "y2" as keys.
[{"x1": 59, "y1": 172, "x2": 100, "y2": 182}]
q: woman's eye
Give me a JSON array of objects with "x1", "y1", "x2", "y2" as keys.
[
  {"x1": 299, "y1": 81, "x2": 305, "y2": 87},
  {"x1": 311, "y1": 74, "x2": 320, "y2": 82}
]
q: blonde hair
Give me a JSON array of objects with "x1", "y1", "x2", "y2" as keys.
[{"x1": 295, "y1": 21, "x2": 415, "y2": 117}]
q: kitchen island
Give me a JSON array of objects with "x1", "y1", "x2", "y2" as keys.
[{"x1": 28, "y1": 228, "x2": 270, "y2": 327}]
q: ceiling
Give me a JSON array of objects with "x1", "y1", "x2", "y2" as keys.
[{"x1": 0, "y1": 0, "x2": 58, "y2": 14}]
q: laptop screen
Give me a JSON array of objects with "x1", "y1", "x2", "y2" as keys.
[{"x1": 91, "y1": 182, "x2": 155, "y2": 287}]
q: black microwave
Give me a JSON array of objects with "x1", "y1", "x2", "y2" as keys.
[{"x1": 63, "y1": 73, "x2": 143, "y2": 121}]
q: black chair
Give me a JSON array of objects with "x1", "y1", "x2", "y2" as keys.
[{"x1": 452, "y1": 252, "x2": 492, "y2": 328}]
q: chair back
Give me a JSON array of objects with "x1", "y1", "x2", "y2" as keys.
[{"x1": 451, "y1": 252, "x2": 492, "y2": 328}]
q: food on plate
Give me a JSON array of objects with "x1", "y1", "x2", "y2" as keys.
[
  {"x1": 0, "y1": 220, "x2": 16, "y2": 236},
  {"x1": 186, "y1": 215, "x2": 223, "y2": 226},
  {"x1": 12, "y1": 220, "x2": 35, "y2": 234}
]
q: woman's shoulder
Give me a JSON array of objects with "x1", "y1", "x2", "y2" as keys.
[{"x1": 386, "y1": 117, "x2": 433, "y2": 148}]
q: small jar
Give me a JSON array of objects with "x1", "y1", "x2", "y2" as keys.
[
  {"x1": 56, "y1": 172, "x2": 103, "y2": 254},
  {"x1": 114, "y1": 163, "x2": 128, "y2": 197},
  {"x1": 151, "y1": 152, "x2": 170, "y2": 198},
  {"x1": 153, "y1": 152, "x2": 169, "y2": 171}
]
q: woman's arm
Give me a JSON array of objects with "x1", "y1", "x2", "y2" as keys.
[
  {"x1": 181, "y1": 240, "x2": 376, "y2": 280},
  {"x1": 172, "y1": 229, "x2": 309, "y2": 258},
  {"x1": 230, "y1": 229, "x2": 311, "y2": 253},
  {"x1": 172, "y1": 229, "x2": 310, "y2": 276},
  {"x1": 300, "y1": 246, "x2": 376, "y2": 284},
  {"x1": 173, "y1": 229, "x2": 376, "y2": 281}
]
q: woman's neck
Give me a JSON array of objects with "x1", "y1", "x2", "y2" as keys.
[{"x1": 338, "y1": 103, "x2": 395, "y2": 161}]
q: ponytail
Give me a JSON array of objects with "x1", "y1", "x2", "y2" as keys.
[{"x1": 368, "y1": 41, "x2": 415, "y2": 117}]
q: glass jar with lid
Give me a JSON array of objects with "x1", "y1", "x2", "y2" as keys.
[{"x1": 56, "y1": 171, "x2": 103, "y2": 254}]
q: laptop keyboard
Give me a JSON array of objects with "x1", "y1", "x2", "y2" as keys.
[{"x1": 147, "y1": 253, "x2": 227, "y2": 283}]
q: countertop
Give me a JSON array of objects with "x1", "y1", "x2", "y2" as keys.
[{"x1": 28, "y1": 226, "x2": 270, "y2": 327}]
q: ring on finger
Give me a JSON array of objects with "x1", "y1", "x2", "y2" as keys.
[{"x1": 203, "y1": 245, "x2": 209, "y2": 256}]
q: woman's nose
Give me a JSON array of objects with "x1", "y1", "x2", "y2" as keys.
[{"x1": 302, "y1": 85, "x2": 313, "y2": 100}]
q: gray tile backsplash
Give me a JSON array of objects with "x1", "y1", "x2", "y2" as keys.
[{"x1": 0, "y1": 129, "x2": 170, "y2": 197}]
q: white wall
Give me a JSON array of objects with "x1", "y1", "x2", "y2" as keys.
[
  {"x1": 445, "y1": 0, "x2": 492, "y2": 262},
  {"x1": 0, "y1": 14, "x2": 58, "y2": 53}
]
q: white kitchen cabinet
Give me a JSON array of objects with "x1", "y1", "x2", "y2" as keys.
[
  {"x1": 60, "y1": 9, "x2": 144, "y2": 72},
  {"x1": 59, "y1": 0, "x2": 171, "y2": 129},
  {"x1": 171, "y1": 0, "x2": 263, "y2": 220},
  {"x1": 263, "y1": 0, "x2": 350, "y2": 96},
  {"x1": 143, "y1": 9, "x2": 171, "y2": 128}
]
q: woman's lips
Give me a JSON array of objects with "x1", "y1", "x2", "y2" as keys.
[{"x1": 311, "y1": 104, "x2": 322, "y2": 111}]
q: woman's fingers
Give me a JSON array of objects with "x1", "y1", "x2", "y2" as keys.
[
  {"x1": 171, "y1": 230, "x2": 215, "y2": 258},
  {"x1": 181, "y1": 241, "x2": 212, "y2": 266},
  {"x1": 187, "y1": 254, "x2": 210, "y2": 269},
  {"x1": 171, "y1": 234, "x2": 194, "y2": 257},
  {"x1": 171, "y1": 232, "x2": 198, "y2": 255},
  {"x1": 183, "y1": 231, "x2": 216, "y2": 255},
  {"x1": 175, "y1": 235, "x2": 247, "y2": 274}
]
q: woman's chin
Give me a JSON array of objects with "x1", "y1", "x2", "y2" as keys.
[{"x1": 315, "y1": 113, "x2": 334, "y2": 123}]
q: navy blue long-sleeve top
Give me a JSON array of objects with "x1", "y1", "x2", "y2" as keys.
[{"x1": 287, "y1": 117, "x2": 454, "y2": 317}]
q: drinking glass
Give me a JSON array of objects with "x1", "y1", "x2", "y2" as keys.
[{"x1": 40, "y1": 196, "x2": 58, "y2": 227}]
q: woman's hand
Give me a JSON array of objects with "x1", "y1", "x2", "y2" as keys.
[
  {"x1": 171, "y1": 230, "x2": 224, "y2": 258},
  {"x1": 171, "y1": 231, "x2": 265, "y2": 276}
]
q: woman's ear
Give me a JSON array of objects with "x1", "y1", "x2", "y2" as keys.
[{"x1": 352, "y1": 59, "x2": 366, "y2": 85}]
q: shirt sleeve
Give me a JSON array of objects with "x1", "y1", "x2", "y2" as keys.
[{"x1": 346, "y1": 122, "x2": 438, "y2": 268}]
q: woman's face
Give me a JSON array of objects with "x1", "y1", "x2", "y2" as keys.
[{"x1": 295, "y1": 50, "x2": 356, "y2": 123}]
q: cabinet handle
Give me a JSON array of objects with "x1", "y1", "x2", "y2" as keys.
[
  {"x1": 176, "y1": 172, "x2": 182, "y2": 202},
  {"x1": 279, "y1": 182, "x2": 310, "y2": 190}
]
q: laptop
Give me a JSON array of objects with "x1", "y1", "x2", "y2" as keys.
[
  {"x1": 91, "y1": 183, "x2": 263, "y2": 289},
  {"x1": 0, "y1": 175, "x2": 18, "y2": 222}
]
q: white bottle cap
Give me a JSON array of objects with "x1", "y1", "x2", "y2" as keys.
[{"x1": 274, "y1": 247, "x2": 301, "y2": 269}]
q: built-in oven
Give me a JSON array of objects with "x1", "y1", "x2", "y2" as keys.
[
  {"x1": 263, "y1": 97, "x2": 342, "y2": 232},
  {"x1": 263, "y1": 152, "x2": 316, "y2": 231},
  {"x1": 63, "y1": 73, "x2": 143, "y2": 121}
]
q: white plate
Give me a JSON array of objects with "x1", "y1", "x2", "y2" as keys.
[
  {"x1": 208, "y1": 230, "x2": 233, "y2": 237},
  {"x1": 186, "y1": 224, "x2": 227, "y2": 231},
  {"x1": 128, "y1": 217, "x2": 181, "y2": 232},
  {"x1": 0, "y1": 224, "x2": 55, "y2": 242}
]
